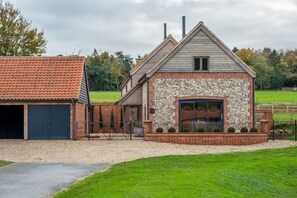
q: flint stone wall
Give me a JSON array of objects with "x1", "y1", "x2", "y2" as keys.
[{"x1": 153, "y1": 78, "x2": 251, "y2": 131}]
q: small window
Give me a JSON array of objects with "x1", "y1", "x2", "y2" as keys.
[
  {"x1": 202, "y1": 58, "x2": 208, "y2": 70},
  {"x1": 194, "y1": 57, "x2": 209, "y2": 71},
  {"x1": 194, "y1": 58, "x2": 200, "y2": 70}
]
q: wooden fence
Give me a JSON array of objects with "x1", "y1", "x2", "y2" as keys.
[{"x1": 255, "y1": 104, "x2": 297, "y2": 114}]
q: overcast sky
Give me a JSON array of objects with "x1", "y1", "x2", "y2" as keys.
[{"x1": 9, "y1": 0, "x2": 297, "y2": 58}]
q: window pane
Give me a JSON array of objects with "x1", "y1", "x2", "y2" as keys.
[
  {"x1": 194, "y1": 102, "x2": 207, "y2": 131},
  {"x1": 207, "y1": 103, "x2": 222, "y2": 131},
  {"x1": 202, "y1": 58, "x2": 208, "y2": 70},
  {"x1": 194, "y1": 58, "x2": 200, "y2": 70},
  {"x1": 181, "y1": 102, "x2": 194, "y2": 132}
]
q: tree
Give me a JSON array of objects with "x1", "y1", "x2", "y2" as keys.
[
  {"x1": 235, "y1": 48, "x2": 255, "y2": 67},
  {"x1": 232, "y1": 47, "x2": 238, "y2": 53},
  {"x1": 115, "y1": 51, "x2": 133, "y2": 75},
  {"x1": 0, "y1": 2, "x2": 47, "y2": 56},
  {"x1": 268, "y1": 50, "x2": 287, "y2": 89},
  {"x1": 86, "y1": 49, "x2": 134, "y2": 91},
  {"x1": 133, "y1": 53, "x2": 148, "y2": 69},
  {"x1": 251, "y1": 54, "x2": 270, "y2": 90}
]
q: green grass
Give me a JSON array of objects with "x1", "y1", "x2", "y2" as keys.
[
  {"x1": 89, "y1": 91, "x2": 120, "y2": 103},
  {"x1": 255, "y1": 91, "x2": 297, "y2": 104},
  {"x1": 55, "y1": 147, "x2": 297, "y2": 198},
  {"x1": 0, "y1": 160, "x2": 12, "y2": 167},
  {"x1": 273, "y1": 114, "x2": 297, "y2": 121}
]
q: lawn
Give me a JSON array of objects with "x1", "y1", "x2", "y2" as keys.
[
  {"x1": 0, "y1": 160, "x2": 12, "y2": 167},
  {"x1": 55, "y1": 147, "x2": 297, "y2": 198},
  {"x1": 89, "y1": 91, "x2": 120, "y2": 103},
  {"x1": 255, "y1": 91, "x2": 297, "y2": 104},
  {"x1": 273, "y1": 113, "x2": 297, "y2": 121}
]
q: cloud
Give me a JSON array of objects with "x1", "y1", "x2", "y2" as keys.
[{"x1": 9, "y1": 0, "x2": 297, "y2": 57}]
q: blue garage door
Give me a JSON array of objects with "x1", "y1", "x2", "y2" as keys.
[{"x1": 28, "y1": 105, "x2": 70, "y2": 140}]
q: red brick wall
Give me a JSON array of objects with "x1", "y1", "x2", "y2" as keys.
[
  {"x1": 92, "y1": 103, "x2": 123, "y2": 133},
  {"x1": 148, "y1": 72, "x2": 254, "y2": 131},
  {"x1": 144, "y1": 133, "x2": 268, "y2": 145},
  {"x1": 74, "y1": 102, "x2": 87, "y2": 140}
]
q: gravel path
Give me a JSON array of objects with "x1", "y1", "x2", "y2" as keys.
[{"x1": 0, "y1": 139, "x2": 296, "y2": 164}]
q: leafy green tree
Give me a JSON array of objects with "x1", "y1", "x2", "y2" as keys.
[
  {"x1": 86, "y1": 49, "x2": 133, "y2": 91},
  {"x1": 115, "y1": 51, "x2": 133, "y2": 75},
  {"x1": 235, "y1": 48, "x2": 255, "y2": 66},
  {"x1": 232, "y1": 47, "x2": 238, "y2": 53},
  {"x1": 268, "y1": 50, "x2": 287, "y2": 89},
  {"x1": 0, "y1": 2, "x2": 47, "y2": 56},
  {"x1": 99, "y1": 106, "x2": 103, "y2": 128},
  {"x1": 120, "y1": 108, "x2": 123, "y2": 128},
  {"x1": 251, "y1": 54, "x2": 270, "y2": 90}
]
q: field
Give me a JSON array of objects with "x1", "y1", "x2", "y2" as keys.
[
  {"x1": 55, "y1": 146, "x2": 297, "y2": 198},
  {"x1": 89, "y1": 91, "x2": 120, "y2": 103},
  {"x1": 255, "y1": 91, "x2": 297, "y2": 104}
]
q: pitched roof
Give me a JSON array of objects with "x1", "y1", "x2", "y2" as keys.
[
  {"x1": 119, "y1": 35, "x2": 178, "y2": 89},
  {"x1": 146, "y1": 21, "x2": 256, "y2": 78},
  {"x1": 129, "y1": 34, "x2": 177, "y2": 75},
  {"x1": 0, "y1": 56, "x2": 85, "y2": 100}
]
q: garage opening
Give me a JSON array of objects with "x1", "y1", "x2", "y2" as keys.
[{"x1": 0, "y1": 105, "x2": 24, "y2": 139}]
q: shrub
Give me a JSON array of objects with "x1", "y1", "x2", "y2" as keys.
[
  {"x1": 213, "y1": 128, "x2": 220, "y2": 132},
  {"x1": 250, "y1": 127, "x2": 257, "y2": 132},
  {"x1": 182, "y1": 128, "x2": 190, "y2": 132},
  {"x1": 99, "y1": 106, "x2": 103, "y2": 128},
  {"x1": 120, "y1": 108, "x2": 123, "y2": 128},
  {"x1": 228, "y1": 127, "x2": 235, "y2": 133},
  {"x1": 195, "y1": 128, "x2": 205, "y2": 132},
  {"x1": 168, "y1": 127, "x2": 176, "y2": 133},
  {"x1": 156, "y1": 127, "x2": 163, "y2": 133},
  {"x1": 240, "y1": 127, "x2": 248, "y2": 132}
]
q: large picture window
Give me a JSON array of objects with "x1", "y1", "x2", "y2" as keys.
[{"x1": 180, "y1": 99, "x2": 223, "y2": 132}]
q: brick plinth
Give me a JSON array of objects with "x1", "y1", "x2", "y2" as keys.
[
  {"x1": 143, "y1": 120, "x2": 152, "y2": 135},
  {"x1": 144, "y1": 133, "x2": 268, "y2": 145}
]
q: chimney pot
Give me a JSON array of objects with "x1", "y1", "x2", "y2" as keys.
[
  {"x1": 163, "y1": 23, "x2": 167, "y2": 40},
  {"x1": 182, "y1": 16, "x2": 186, "y2": 39}
]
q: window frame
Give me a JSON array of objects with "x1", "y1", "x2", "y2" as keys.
[
  {"x1": 179, "y1": 99, "x2": 224, "y2": 132},
  {"x1": 193, "y1": 56, "x2": 209, "y2": 71}
]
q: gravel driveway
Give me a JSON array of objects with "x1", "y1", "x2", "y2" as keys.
[{"x1": 0, "y1": 139, "x2": 296, "y2": 164}]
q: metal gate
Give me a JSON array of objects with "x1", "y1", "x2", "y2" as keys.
[
  {"x1": 270, "y1": 120, "x2": 297, "y2": 141},
  {"x1": 28, "y1": 105, "x2": 70, "y2": 140}
]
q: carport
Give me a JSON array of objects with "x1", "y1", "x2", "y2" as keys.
[{"x1": 0, "y1": 105, "x2": 24, "y2": 139}]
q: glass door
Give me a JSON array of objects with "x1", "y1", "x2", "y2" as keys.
[
  {"x1": 180, "y1": 100, "x2": 223, "y2": 132},
  {"x1": 180, "y1": 101, "x2": 195, "y2": 132}
]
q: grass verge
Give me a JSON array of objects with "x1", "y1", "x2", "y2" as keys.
[
  {"x1": 0, "y1": 160, "x2": 12, "y2": 168},
  {"x1": 54, "y1": 146, "x2": 297, "y2": 198}
]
